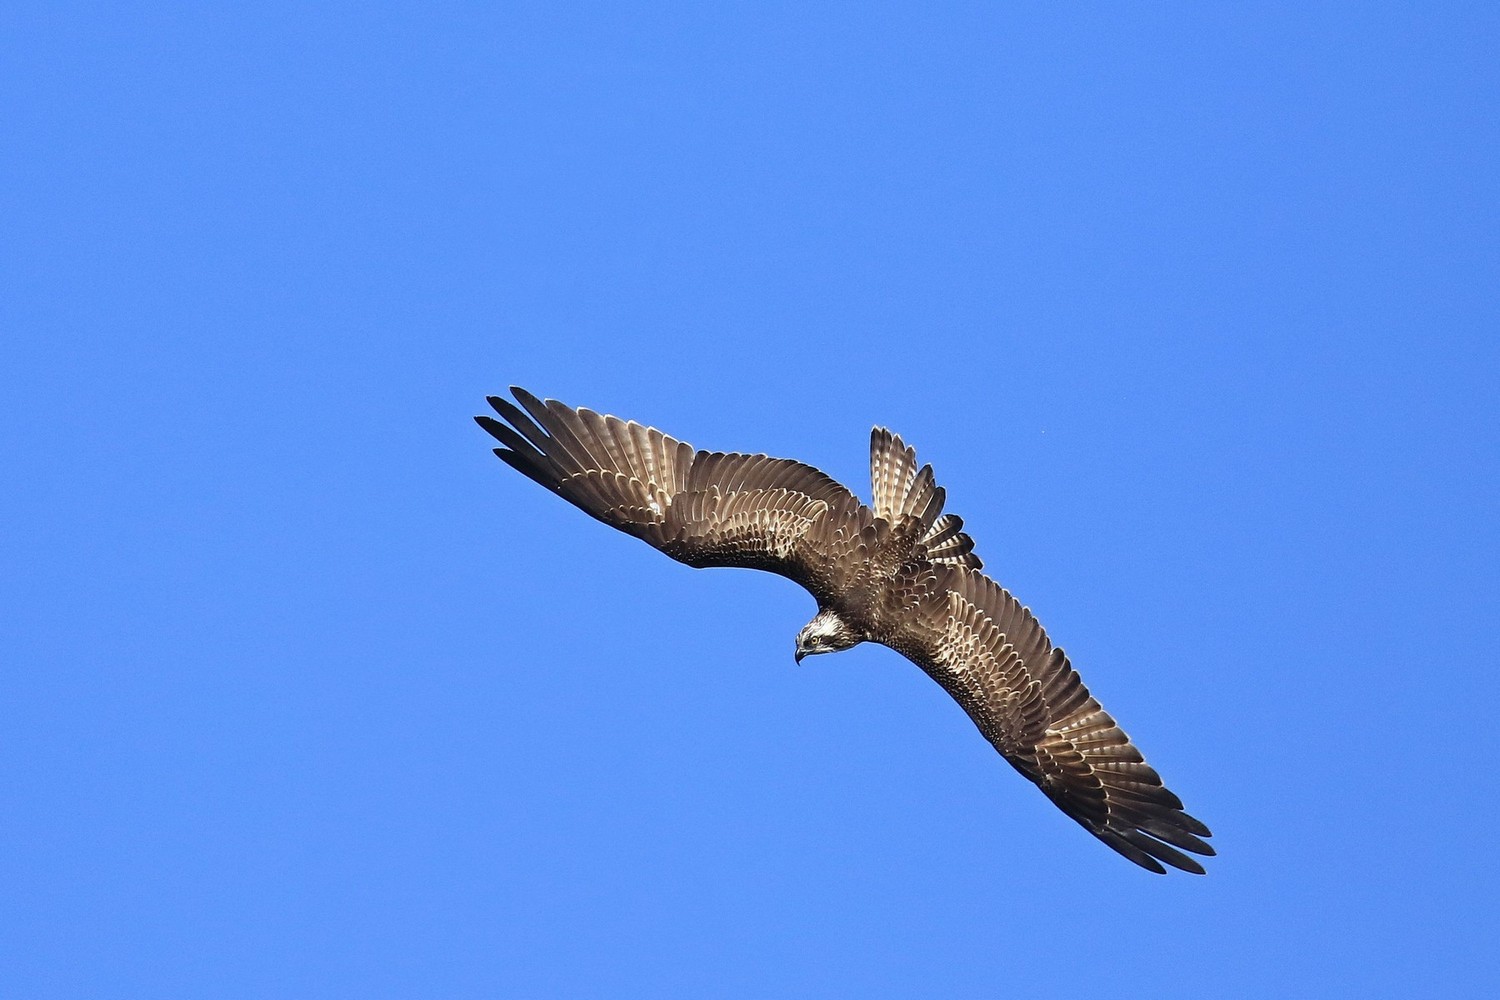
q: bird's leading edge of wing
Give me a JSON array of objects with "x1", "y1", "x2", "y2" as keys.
[
  {"x1": 905, "y1": 565, "x2": 1214, "y2": 873},
  {"x1": 476, "y1": 387, "x2": 869, "y2": 598}
]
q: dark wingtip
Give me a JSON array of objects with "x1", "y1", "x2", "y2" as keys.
[
  {"x1": 495, "y1": 446, "x2": 557, "y2": 490},
  {"x1": 1129, "y1": 831, "x2": 1209, "y2": 875},
  {"x1": 511, "y1": 386, "x2": 545, "y2": 410},
  {"x1": 1182, "y1": 815, "x2": 1213, "y2": 839}
]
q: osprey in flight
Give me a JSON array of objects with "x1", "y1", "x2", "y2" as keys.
[{"x1": 478, "y1": 387, "x2": 1213, "y2": 874}]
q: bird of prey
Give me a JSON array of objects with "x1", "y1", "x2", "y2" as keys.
[{"x1": 477, "y1": 387, "x2": 1213, "y2": 874}]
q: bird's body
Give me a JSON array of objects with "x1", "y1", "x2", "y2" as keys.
[{"x1": 478, "y1": 387, "x2": 1213, "y2": 874}]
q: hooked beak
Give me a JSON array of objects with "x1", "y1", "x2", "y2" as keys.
[{"x1": 794, "y1": 648, "x2": 805, "y2": 664}]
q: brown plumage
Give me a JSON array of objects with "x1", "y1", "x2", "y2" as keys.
[{"x1": 477, "y1": 387, "x2": 1213, "y2": 874}]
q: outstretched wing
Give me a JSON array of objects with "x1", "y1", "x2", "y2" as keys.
[
  {"x1": 477, "y1": 387, "x2": 870, "y2": 598},
  {"x1": 904, "y1": 566, "x2": 1213, "y2": 874}
]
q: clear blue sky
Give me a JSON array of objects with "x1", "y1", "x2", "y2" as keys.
[{"x1": 5, "y1": 4, "x2": 1497, "y2": 997}]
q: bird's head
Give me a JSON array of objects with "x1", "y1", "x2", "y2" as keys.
[{"x1": 794, "y1": 608, "x2": 861, "y2": 663}]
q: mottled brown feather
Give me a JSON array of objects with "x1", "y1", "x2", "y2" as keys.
[
  {"x1": 902, "y1": 566, "x2": 1213, "y2": 873},
  {"x1": 479, "y1": 389, "x2": 861, "y2": 598}
]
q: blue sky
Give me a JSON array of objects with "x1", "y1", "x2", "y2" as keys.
[{"x1": 5, "y1": 3, "x2": 1497, "y2": 997}]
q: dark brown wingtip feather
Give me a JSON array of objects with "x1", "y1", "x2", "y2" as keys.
[
  {"x1": 476, "y1": 414, "x2": 547, "y2": 463},
  {"x1": 495, "y1": 447, "x2": 558, "y2": 491},
  {"x1": 1091, "y1": 817, "x2": 1212, "y2": 874},
  {"x1": 1180, "y1": 813, "x2": 1213, "y2": 839},
  {"x1": 485, "y1": 395, "x2": 550, "y2": 452},
  {"x1": 509, "y1": 386, "x2": 552, "y2": 424},
  {"x1": 1099, "y1": 831, "x2": 1169, "y2": 874},
  {"x1": 1123, "y1": 829, "x2": 1209, "y2": 875},
  {"x1": 1132, "y1": 817, "x2": 1215, "y2": 857},
  {"x1": 475, "y1": 413, "x2": 513, "y2": 444}
]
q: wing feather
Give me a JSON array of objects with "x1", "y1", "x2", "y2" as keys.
[
  {"x1": 476, "y1": 414, "x2": 545, "y2": 466},
  {"x1": 486, "y1": 396, "x2": 559, "y2": 463},
  {"x1": 902, "y1": 567, "x2": 1214, "y2": 874},
  {"x1": 478, "y1": 388, "x2": 864, "y2": 599}
]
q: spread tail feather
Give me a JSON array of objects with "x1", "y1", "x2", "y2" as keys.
[
  {"x1": 869, "y1": 428, "x2": 943, "y2": 527},
  {"x1": 920, "y1": 513, "x2": 982, "y2": 569},
  {"x1": 870, "y1": 428, "x2": 982, "y2": 569}
]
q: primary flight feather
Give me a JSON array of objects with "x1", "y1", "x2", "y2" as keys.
[{"x1": 477, "y1": 387, "x2": 1213, "y2": 874}]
